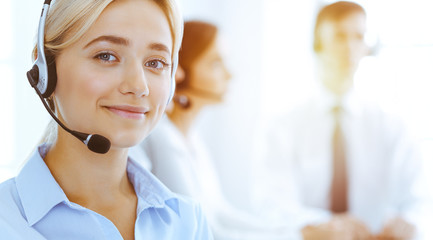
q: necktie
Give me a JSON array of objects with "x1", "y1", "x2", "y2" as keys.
[{"x1": 330, "y1": 105, "x2": 348, "y2": 213}]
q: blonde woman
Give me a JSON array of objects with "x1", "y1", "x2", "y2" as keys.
[{"x1": 0, "y1": 0, "x2": 212, "y2": 239}]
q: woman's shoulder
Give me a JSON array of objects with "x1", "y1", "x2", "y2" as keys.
[
  {"x1": 0, "y1": 178, "x2": 23, "y2": 222},
  {"x1": 162, "y1": 193, "x2": 213, "y2": 239},
  {"x1": 0, "y1": 178, "x2": 20, "y2": 211},
  {"x1": 129, "y1": 165, "x2": 213, "y2": 239},
  {"x1": 174, "y1": 193, "x2": 202, "y2": 215},
  {"x1": 0, "y1": 178, "x2": 45, "y2": 239}
]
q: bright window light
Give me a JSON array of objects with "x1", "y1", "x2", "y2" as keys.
[
  {"x1": 0, "y1": 0, "x2": 12, "y2": 61},
  {"x1": 0, "y1": 65, "x2": 14, "y2": 182},
  {"x1": 0, "y1": 0, "x2": 14, "y2": 182}
]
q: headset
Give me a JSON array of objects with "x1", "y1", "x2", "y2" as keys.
[
  {"x1": 173, "y1": 86, "x2": 225, "y2": 109},
  {"x1": 26, "y1": 0, "x2": 178, "y2": 154}
]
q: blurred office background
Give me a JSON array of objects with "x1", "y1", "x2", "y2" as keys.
[{"x1": 1, "y1": 0, "x2": 433, "y2": 211}]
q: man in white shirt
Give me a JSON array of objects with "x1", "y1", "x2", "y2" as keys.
[{"x1": 258, "y1": 1, "x2": 431, "y2": 239}]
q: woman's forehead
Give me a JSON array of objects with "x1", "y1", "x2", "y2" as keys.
[{"x1": 80, "y1": 0, "x2": 173, "y2": 51}]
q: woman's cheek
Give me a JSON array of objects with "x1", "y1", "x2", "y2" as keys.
[
  {"x1": 81, "y1": 71, "x2": 118, "y2": 98},
  {"x1": 150, "y1": 78, "x2": 170, "y2": 104}
]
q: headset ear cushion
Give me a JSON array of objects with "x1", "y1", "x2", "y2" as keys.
[{"x1": 43, "y1": 52, "x2": 58, "y2": 98}]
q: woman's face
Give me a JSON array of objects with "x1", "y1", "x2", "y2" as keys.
[
  {"x1": 188, "y1": 37, "x2": 231, "y2": 103},
  {"x1": 54, "y1": 0, "x2": 173, "y2": 149}
]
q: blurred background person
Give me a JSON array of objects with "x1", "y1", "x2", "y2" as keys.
[
  {"x1": 134, "y1": 20, "x2": 293, "y2": 240},
  {"x1": 255, "y1": 1, "x2": 432, "y2": 239}
]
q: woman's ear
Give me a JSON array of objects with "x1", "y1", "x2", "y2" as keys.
[{"x1": 175, "y1": 65, "x2": 185, "y2": 84}]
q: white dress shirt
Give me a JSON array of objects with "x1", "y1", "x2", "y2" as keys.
[{"x1": 255, "y1": 87, "x2": 432, "y2": 239}]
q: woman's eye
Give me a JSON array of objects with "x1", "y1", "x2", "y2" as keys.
[
  {"x1": 95, "y1": 52, "x2": 117, "y2": 62},
  {"x1": 145, "y1": 59, "x2": 168, "y2": 70}
]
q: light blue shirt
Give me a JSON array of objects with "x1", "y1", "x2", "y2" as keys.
[{"x1": 0, "y1": 144, "x2": 213, "y2": 239}]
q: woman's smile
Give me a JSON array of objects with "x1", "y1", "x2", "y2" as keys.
[{"x1": 105, "y1": 105, "x2": 149, "y2": 120}]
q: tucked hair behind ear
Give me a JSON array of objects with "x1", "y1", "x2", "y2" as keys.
[{"x1": 313, "y1": 1, "x2": 366, "y2": 53}]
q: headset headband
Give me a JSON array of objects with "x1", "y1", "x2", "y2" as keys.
[{"x1": 28, "y1": 0, "x2": 177, "y2": 103}]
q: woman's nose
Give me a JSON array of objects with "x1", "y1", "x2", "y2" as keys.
[{"x1": 119, "y1": 61, "x2": 149, "y2": 97}]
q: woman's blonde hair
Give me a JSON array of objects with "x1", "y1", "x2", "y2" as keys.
[
  {"x1": 35, "y1": 0, "x2": 183, "y2": 144},
  {"x1": 33, "y1": 0, "x2": 183, "y2": 61}
]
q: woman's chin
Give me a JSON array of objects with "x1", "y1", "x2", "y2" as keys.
[{"x1": 108, "y1": 134, "x2": 148, "y2": 149}]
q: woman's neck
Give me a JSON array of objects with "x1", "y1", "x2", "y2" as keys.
[
  {"x1": 167, "y1": 96, "x2": 206, "y2": 137},
  {"x1": 44, "y1": 129, "x2": 135, "y2": 208}
]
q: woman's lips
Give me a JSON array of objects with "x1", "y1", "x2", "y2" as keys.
[{"x1": 105, "y1": 105, "x2": 149, "y2": 120}]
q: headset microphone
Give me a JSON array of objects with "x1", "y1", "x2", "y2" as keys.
[
  {"x1": 27, "y1": 70, "x2": 111, "y2": 154},
  {"x1": 27, "y1": 0, "x2": 111, "y2": 154}
]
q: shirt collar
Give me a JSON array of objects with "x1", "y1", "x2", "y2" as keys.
[
  {"x1": 316, "y1": 84, "x2": 363, "y2": 117},
  {"x1": 15, "y1": 144, "x2": 180, "y2": 227},
  {"x1": 126, "y1": 155, "x2": 180, "y2": 216},
  {"x1": 15, "y1": 144, "x2": 69, "y2": 226}
]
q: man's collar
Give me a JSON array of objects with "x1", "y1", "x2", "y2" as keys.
[{"x1": 317, "y1": 84, "x2": 363, "y2": 117}]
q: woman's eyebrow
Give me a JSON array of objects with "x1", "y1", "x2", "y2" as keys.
[
  {"x1": 84, "y1": 35, "x2": 130, "y2": 49},
  {"x1": 84, "y1": 36, "x2": 171, "y2": 55},
  {"x1": 149, "y1": 43, "x2": 171, "y2": 55}
]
